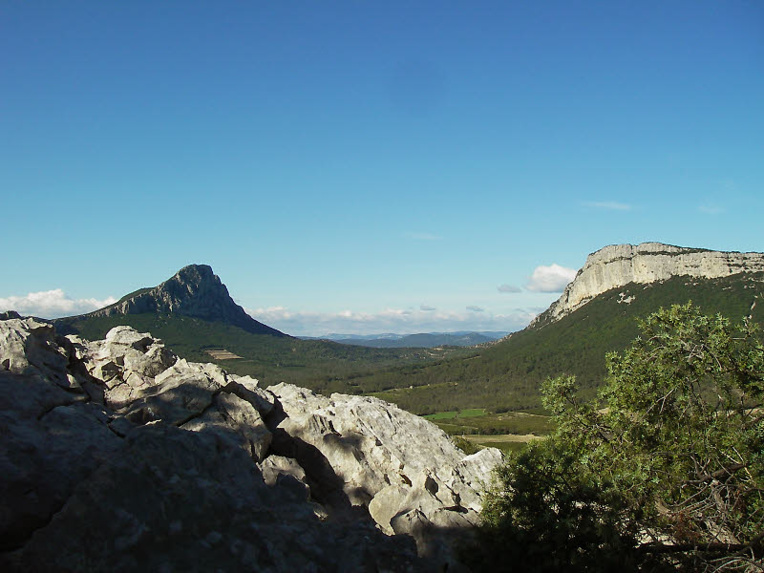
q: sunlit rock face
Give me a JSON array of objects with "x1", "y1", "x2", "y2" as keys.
[
  {"x1": 0, "y1": 317, "x2": 501, "y2": 572},
  {"x1": 269, "y1": 382, "x2": 502, "y2": 554},
  {"x1": 537, "y1": 242, "x2": 764, "y2": 325}
]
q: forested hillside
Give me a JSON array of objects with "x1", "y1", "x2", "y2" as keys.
[{"x1": 348, "y1": 273, "x2": 764, "y2": 414}]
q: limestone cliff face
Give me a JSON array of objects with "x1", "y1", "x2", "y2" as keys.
[
  {"x1": 86, "y1": 264, "x2": 286, "y2": 337},
  {"x1": 536, "y1": 243, "x2": 764, "y2": 325}
]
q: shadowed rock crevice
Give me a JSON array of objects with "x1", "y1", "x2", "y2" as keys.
[{"x1": 268, "y1": 427, "x2": 356, "y2": 517}]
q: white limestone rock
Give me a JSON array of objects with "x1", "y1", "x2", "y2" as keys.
[
  {"x1": 258, "y1": 455, "x2": 311, "y2": 502},
  {"x1": 259, "y1": 454, "x2": 307, "y2": 486},
  {"x1": 538, "y1": 242, "x2": 764, "y2": 324},
  {"x1": 79, "y1": 326, "x2": 177, "y2": 401},
  {"x1": 225, "y1": 373, "x2": 275, "y2": 416},
  {"x1": 269, "y1": 383, "x2": 502, "y2": 533},
  {"x1": 0, "y1": 317, "x2": 71, "y2": 388},
  {"x1": 1, "y1": 318, "x2": 496, "y2": 571},
  {"x1": 119, "y1": 360, "x2": 223, "y2": 425},
  {"x1": 209, "y1": 391, "x2": 272, "y2": 462},
  {"x1": 0, "y1": 318, "x2": 426, "y2": 572}
]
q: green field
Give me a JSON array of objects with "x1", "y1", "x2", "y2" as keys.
[
  {"x1": 463, "y1": 436, "x2": 541, "y2": 454},
  {"x1": 422, "y1": 409, "x2": 554, "y2": 453},
  {"x1": 423, "y1": 408, "x2": 486, "y2": 420},
  {"x1": 424, "y1": 409, "x2": 554, "y2": 435}
]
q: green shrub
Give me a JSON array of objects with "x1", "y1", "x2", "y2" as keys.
[{"x1": 475, "y1": 304, "x2": 764, "y2": 572}]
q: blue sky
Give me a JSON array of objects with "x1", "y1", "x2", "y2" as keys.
[{"x1": 1, "y1": 1, "x2": 762, "y2": 335}]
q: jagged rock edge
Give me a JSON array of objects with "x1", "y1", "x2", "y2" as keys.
[{"x1": 0, "y1": 317, "x2": 502, "y2": 571}]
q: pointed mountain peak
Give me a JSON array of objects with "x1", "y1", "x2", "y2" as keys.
[
  {"x1": 83, "y1": 265, "x2": 287, "y2": 337},
  {"x1": 171, "y1": 263, "x2": 216, "y2": 283}
]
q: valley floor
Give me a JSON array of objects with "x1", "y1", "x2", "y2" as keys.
[{"x1": 421, "y1": 409, "x2": 554, "y2": 453}]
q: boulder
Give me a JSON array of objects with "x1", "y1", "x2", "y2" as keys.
[
  {"x1": 4, "y1": 421, "x2": 422, "y2": 572},
  {"x1": 269, "y1": 383, "x2": 503, "y2": 567},
  {"x1": 226, "y1": 373, "x2": 275, "y2": 416},
  {"x1": 0, "y1": 316, "x2": 71, "y2": 389},
  {"x1": 119, "y1": 359, "x2": 224, "y2": 425},
  {"x1": 0, "y1": 373, "x2": 121, "y2": 553},
  {"x1": 80, "y1": 326, "x2": 177, "y2": 405},
  {"x1": 259, "y1": 455, "x2": 311, "y2": 502}
]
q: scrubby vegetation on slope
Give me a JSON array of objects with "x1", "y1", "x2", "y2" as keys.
[
  {"x1": 472, "y1": 303, "x2": 764, "y2": 572},
  {"x1": 345, "y1": 273, "x2": 764, "y2": 414}
]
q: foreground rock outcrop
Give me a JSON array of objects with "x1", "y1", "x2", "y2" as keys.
[
  {"x1": 536, "y1": 242, "x2": 764, "y2": 325},
  {"x1": 0, "y1": 315, "x2": 501, "y2": 572},
  {"x1": 268, "y1": 384, "x2": 501, "y2": 558}
]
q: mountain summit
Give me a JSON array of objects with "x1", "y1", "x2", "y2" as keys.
[{"x1": 81, "y1": 264, "x2": 287, "y2": 337}]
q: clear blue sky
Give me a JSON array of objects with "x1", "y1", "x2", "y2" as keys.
[{"x1": 2, "y1": 1, "x2": 762, "y2": 335}]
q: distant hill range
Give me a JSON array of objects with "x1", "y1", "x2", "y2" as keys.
[
  {"x1": 56, "y1": 264, "x2": 286, "y2": 338},
  {"x1": 53, "y1": 265, "x2": 466, "y2": 392},
  {"x1": 48, "y1": 243, "x2": 764, "y2": 415},
  {"x1": 300, "y1": 331, "x2": 507, "y2": 348}
]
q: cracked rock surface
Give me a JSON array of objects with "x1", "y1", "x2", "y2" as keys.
[{"x1": 0, "y1": 316, "x2": 501, "y2": 572}]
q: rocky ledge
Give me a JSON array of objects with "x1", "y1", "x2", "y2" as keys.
[
  {"x1": 0, "y1": 313, "x2": 501, "y2": 572},
  {"x1": 537, "y1": 242, "x2": 764, "y2": 324}
]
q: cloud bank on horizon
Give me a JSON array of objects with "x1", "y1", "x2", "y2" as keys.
[
  {"x1": 245, "y1": 263, "x2": 577, "y2": 335},
  {"x1": 0, "y1": 264, "x2": 576, "y2": 335},
  {"x1": 0, "y1": 290, "x2": 117, "y2": 319},
  {"x1": 0, "y1": 289, "x2": 550, "y2": 336},
  {"x1": 248, "y1": 305, "x2": 541, "y2": 337}
]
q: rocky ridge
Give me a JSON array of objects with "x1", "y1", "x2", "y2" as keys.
[
  {"x1": 535, "y1": 242, "x2": 764, "y2": 325},
  {"x1": 69, "y1": 264, "x2": 286, "y2": 337},
  {"x1": 0, "y1": 313, "x2": 501, "y2": 572}
]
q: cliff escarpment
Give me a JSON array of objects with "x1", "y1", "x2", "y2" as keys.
[{"x1": 535, "y1": 242, "x2": 764, "y2": 325}]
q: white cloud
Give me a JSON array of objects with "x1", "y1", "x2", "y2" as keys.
[
  {"x1": 498, "y1": 284, "x2": 522, "y2": 293},
  {"x1": 526, "y1": 264, "x2": 577, "y2": 293},
  {"x1": 248, "y1": 305, "x2": 538, "y2": 337},
  {"x1": 584, "y1": 201, "x2": 632, "y2": 211},
  {"x1": 420, "y1": 304, "x2": 436, "y2": 311},
  {"x1": 405, "y1": 232, "x2": 443, "y2": 241},
  {"x1": 0, "y1": 289, "x2": 117, "y2": 318},
  {"x1": 699, "y1": 203, "x2": 724, "y2": 215},
  {"x1": 466, "y1": 305, "x2": 484, "y2": 312}
]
